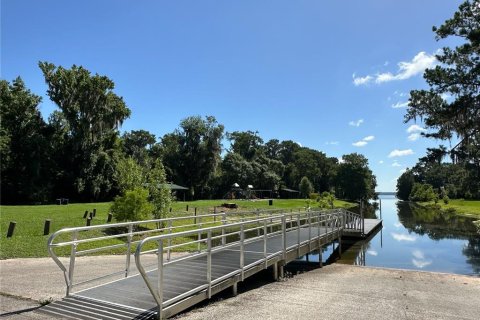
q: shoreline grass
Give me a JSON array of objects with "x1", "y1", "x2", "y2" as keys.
[
  {"x1": 0, "y1": 198, "x2": 354, "y2": 259},
  {"x1": 418, "y1": 199, "x2": 480, "y2": 219}
]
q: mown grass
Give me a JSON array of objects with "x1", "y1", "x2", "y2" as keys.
[
  {"x1": 419, "y1": 199, "x2": 480, "y2": 218},
  {"x1": 0, "y1": 198, "x2": 354, "y2": 259},
  {"x1": 437, "y1": 199, "x2": 480, "y2": 218}
]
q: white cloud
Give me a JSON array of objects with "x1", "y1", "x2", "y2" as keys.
[
  {"x1": 406, "y1": 124, "x2": 426, "y2": 133},
  {"x1": 412, "y1": 250, "x2": 432, "y2": 268},
  {"x1": 352, "y1": 141, "x2": 368, "y2": 147},
  {"x1": 353, "y1": 74, "x2": 373, "y2": 86},
  {"x1": 392, "y1": 162, "x2": 401, "y2": 167},
  {"x1": 338, "y1": 157, "x2": 345, "y2": 164},
  {"x1": 441, "y1": 93, "x2": 452, "y2": 101},
  {"x1": 392, "y1": 101, "x2": 409, "y2": 109},
  {"x1": 399, "y1": 168, "x2": 407, "y2": 174},
  {"x1": 408, "y1": 133, "x2": 421, "y2": 141},
  {"x1": 349, "y1": 119, "x2": 364, "y2": 127},
  {"x1": 412, "y1": 250, "x2": 425, "y2": 260},
  {"x1": 367, "y1": 250, "x2": 378, "y2": 256},
  {"x1": 353, "y1": 51, "x2": 437, "y2": 86},
  {"x1": 391, "y1": 232, "x2": 416, "y2": 242},
  {"x1": 388, "y1": 149, "x2": 414, "y2": 158},
  {"x1": 325, "y1": 141, "x2": 339, "y2": 145},
  {"x1": 394, "y1": 222, "x2": 402, "y2": 228},
  {"x1": 379, "y1": 160, "x2": 384, "y2": 164},
  {"x1": 353, "y1": 135, "x2": 375, "y2": 147},
  {"x1": 412, "y1": 259, "x2": 432, "y2": 268},
  {"x1": 376, "y1": 52, "x2": 437, "y2": 84}
]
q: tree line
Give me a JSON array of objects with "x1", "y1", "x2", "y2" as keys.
[
  {"x1": 397, "y1": 1, "x2": 480, "y2": 201},
  {"x1": 1, "y1": 63, "x2": 376, "y2": 205}
]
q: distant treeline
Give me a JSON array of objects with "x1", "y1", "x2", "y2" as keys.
[{"x1": 0, "y1": 63, "x2": 377, "y2": 205}]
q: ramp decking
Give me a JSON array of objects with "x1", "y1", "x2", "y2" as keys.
[{"x1": 41, "y1": 209, "x2": 380, "y2": 319}]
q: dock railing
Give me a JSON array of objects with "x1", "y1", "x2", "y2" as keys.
[
  {"x1": 47, "y1": 207, "x2": 307, "y2": 296},
  {"x1": 47, "y1": 208, "x2": 362, "y2": 307},
  {"x1": 134, "y1": 209, "x2": 354, "y2": 319}
]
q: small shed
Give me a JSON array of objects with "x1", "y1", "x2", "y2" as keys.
[{"x1": 161, "y1": 183, "x2": 188, "y2": 201}]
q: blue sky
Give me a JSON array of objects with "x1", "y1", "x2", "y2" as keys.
[{"x1": 1, "y1": 0, "x2": 463, "y2": 191}]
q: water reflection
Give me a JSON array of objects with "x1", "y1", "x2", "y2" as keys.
[{"x1": 331, "y1": 196, "x2": 480, "y2": 276}]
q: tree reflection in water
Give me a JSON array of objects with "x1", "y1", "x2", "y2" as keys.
[{"x1": 397, "y1": 201, "x2": 480, "y2": 275}]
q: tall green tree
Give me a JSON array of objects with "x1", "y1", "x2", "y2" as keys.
[
  {"x1": 396, "y1": 169, "x2": 415, "y2": 201},
  {"x1": 162, "y1": 116, "x2": 224, "y2": 199},
  {"x1": 336, "y1": 153, "x2": 376, "y2": 201},
  {"x1": 227, "y1": 130, "x2": 264, "y2": 161},
  {"x1": 122, "y1": 130, "x2": 156, "y2": 167},
  {"x1": 299, "y1": 176, "x2": 313, "y2": 198},
  {"x1": 147, "y1": 159, "x2": 172, "y2": 220},
  {"x1": 406, "y1": 0, "x2": 480, "y2": 165},
  {"x1": 39, "y1": 62, "x2": 131, "y2": 200},
  {"x1": 0, "y1": 77, "x2": 51, "y2": 203}
]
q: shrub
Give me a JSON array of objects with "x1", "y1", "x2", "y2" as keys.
[
  {"x1": 110, "y1": 187, "x2": 153, "y2": 222},
  {"x1": 443, "y1": 195, "x2": 450, "y2": 204},
  {"x1": 409, "y1": 183, "x2": 438, "y2": 202}
]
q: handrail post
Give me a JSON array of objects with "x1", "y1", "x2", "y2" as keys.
[
  {"x1": 221, "y1": 213, "x2": 226, "y2": 245},
  {"x1": 167, "y1": 220, "x2": 172, "y2": 261},
  {"x1": 207, "y1": 230, "x2": 212, "y2": 298},
  {"x1": 282, "y1": 215, "x2": 286, "y2": 260},
  {"x1": 297, "y1": 214, "x2": 301, "y2": 254},
  {"x1": 308, "y1": 212, "x2": 311, "y2": 251},
  {"x1": 125, "y1": 224, "x2": 133, "y2": 277},
  {"x1": 240, "y1": 224, "x2": 245, "y2": 281},
  {"x1": 263, "y1": 219, "x2": 268, "y2": 269},
  {"x1": 67, "y1": 231, "x2": 78, "y2": 296},
  {"x1": 197, "y1": 230, "x2": 201, "y2": 253},
  {"x1": 157, "y1": 239, "x2": 164, "y2": 320}
]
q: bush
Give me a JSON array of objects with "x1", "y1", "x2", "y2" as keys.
[
  {"x1": 309, "y1": 193, "x2": 319, "y2": 200},
  {"x1": 317, "y1": 191, "x2": 335, "y2": 209},
  {"x1": 409, "y1": 183, "x2": 438, "y2": 202},
  {"x1": 110, "y1": 187, "x2": 153, "y2": 222},
  {"x1": 443, "y1": 195, "x2": 449, "y2": 204}
]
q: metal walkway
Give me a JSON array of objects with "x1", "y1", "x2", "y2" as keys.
[{"x1": 42, "y1": 208, "x2": 367, "y2": 319}]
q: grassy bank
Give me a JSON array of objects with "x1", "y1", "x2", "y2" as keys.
[
  {"x1": 0, "y1": 199, "x2": 354, "y2": 259},
  {"x1": 419, "y1": 199, "x2": 480, "y2": 218}
]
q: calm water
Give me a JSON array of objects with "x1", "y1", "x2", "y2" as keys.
[{"x1": 309, "y1": 195, "x2": 480, "y2": 276}]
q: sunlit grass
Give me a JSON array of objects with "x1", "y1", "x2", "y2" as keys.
[{"x1": 0, "y1": 198, "x2": 355, "y2": 259}]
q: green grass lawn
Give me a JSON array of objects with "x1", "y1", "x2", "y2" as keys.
[
  {"x1": 0, "y1": 198, "x2": 354, "y2": 259},
  {"x1": 437, "y1": 199, "x2": 480, "y2": 218},
  {"x1": 419, "y1": 199, "x2": 480, "y2": 218}
]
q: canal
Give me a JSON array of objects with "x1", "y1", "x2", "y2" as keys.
[{"x1": 304, "y1": 195, "x2": 480, "y2": 276}]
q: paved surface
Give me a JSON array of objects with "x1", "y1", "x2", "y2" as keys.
[
  {"x1": 1, "y1": 257, "x2": 479, "y2": 319},
  {"x1": 176, "y1": 264, "x2": 480, "y2": 320}
]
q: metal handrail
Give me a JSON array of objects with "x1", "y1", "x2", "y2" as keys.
[
  {"x1": 47, "y1": 207, "x2": 306, "y2": 296},
  {"x1": 134, "y1": 209, "x2": 359, "y2": 319}
]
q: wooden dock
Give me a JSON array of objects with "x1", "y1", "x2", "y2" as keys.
[{"x1": 42, "y1": 209, "x2": 379, "y2": 319}]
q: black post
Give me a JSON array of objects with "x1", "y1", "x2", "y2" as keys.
[
  {"x1": 43, "y1": 219, "x2": 51, "y2": 236},
  {"x1": 169, "y1": 207, "x2": 172, "y2": 213},
  {"x1": 83, "y1": 210, "x2": 88, "y2": 219},
  {"x1": 93, "y1": 208, "x2": 96, "y2": 217},
  {"x1": 194, "y1": 207, "x2": 197, "y2": 225},
  {"x1": 86, "y1": 218, "x2": 92, "y2": 226},
  {"x1": 89, "y1": 212, "x2": 93, "y2": 219},
  {"x1": 186, "y1": 205, "x2": 189, "y2": 211},
  {"x1": 107, "y1": 213, "x2": 113, "y2": 223},
  {"x1": 7, "y1": 222, "x2": 16, "y2": 238}
]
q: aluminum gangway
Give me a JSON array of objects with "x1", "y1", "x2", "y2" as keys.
[{"x1": 43, "y1": 208, "x2": 363, "y2": 319}]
